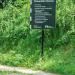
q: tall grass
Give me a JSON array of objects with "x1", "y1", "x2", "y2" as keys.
[{"x1": 0, "y1": 0, "x2": 75, "y2": 75}]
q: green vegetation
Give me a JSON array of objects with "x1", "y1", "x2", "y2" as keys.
[
  {"x1": 0, "y1": 0, "x2": 75, "y2": 75},
  {"x1": 0, "y1": 71, "x2": 32, "y2": 75}
]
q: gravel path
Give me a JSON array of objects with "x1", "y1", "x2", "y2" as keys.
[{"x1": 0, "y1": 65, "x2": 60, "y2": 75}]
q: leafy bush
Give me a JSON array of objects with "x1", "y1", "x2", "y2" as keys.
[{"x1": 0, "y1": 0, "x2": 75, "y2": 75}]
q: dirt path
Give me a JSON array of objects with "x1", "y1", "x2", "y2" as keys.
[{"x1": 0, "y1": 65, "x2": 60, "y2": 75}]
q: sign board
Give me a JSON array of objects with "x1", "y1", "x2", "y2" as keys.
[{"x1": 30, "y1": 0, "x2": 56, "y2": 29}]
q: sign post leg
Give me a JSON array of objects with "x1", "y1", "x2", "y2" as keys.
[{"x1": 41, "y1": 29, "x2": 44, "y2": 58}]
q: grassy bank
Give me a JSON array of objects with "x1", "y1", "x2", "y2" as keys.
[{"x1": 0, "y1": 0, "x2": 75, "y2": 75}]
